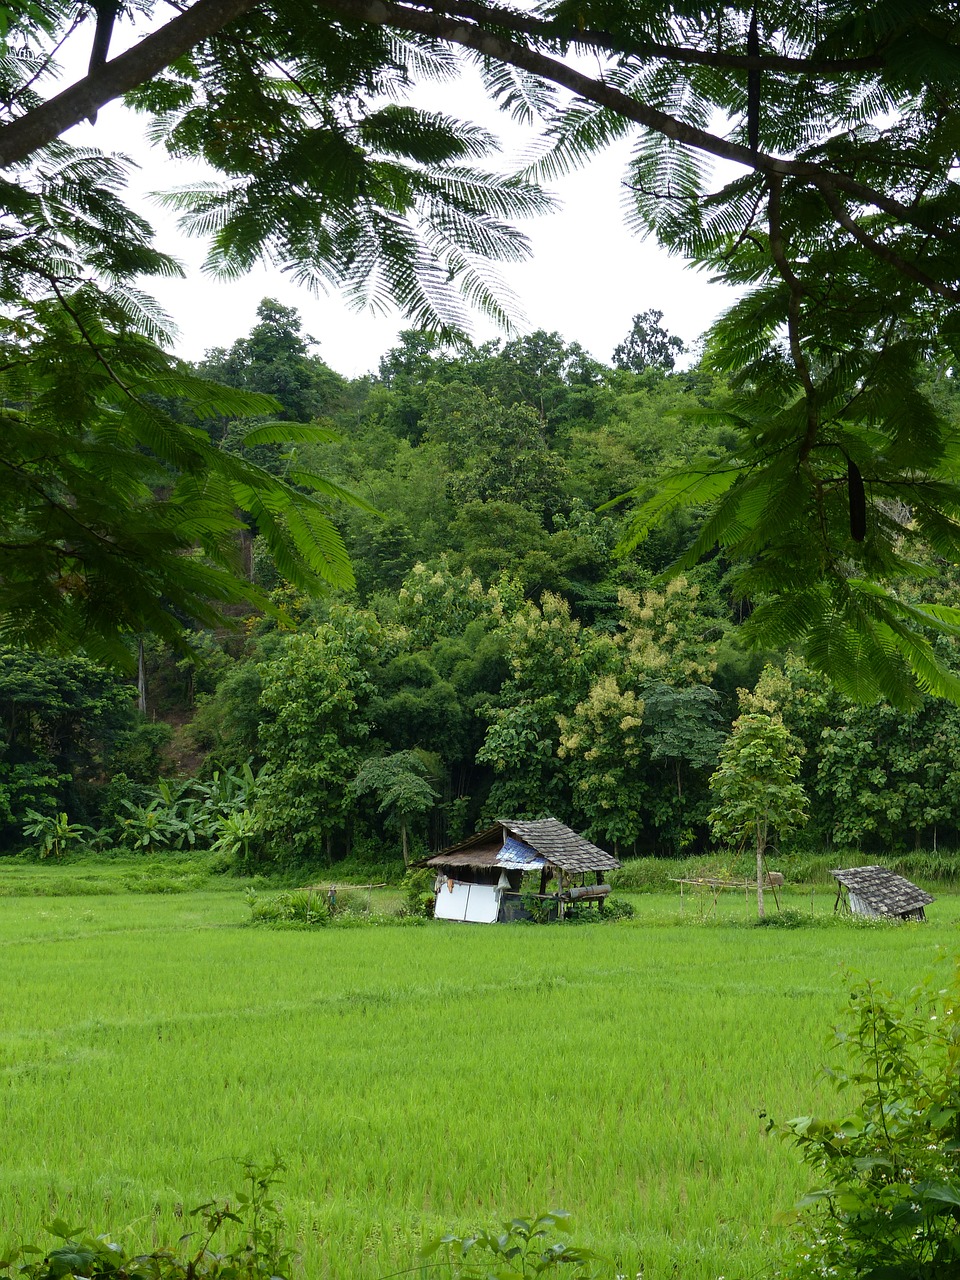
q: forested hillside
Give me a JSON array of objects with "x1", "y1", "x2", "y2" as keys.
[{"x1": 5, "y1": 301, "x2": 960, "y2": 867}]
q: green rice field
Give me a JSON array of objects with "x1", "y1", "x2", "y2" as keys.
[{"x1": 1, "y1": 874, "x2": 958, "y2": 1279}]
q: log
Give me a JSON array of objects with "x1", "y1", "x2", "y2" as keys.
[{"x1": 564, "y1": 884, "x2": 611, "y2": 900}]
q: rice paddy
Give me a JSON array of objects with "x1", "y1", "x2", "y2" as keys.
[{"x1": 1, "y1": 876, "x2": 958, "y2": 1280}]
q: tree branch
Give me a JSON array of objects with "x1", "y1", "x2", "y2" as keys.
[
  {"x1": 0, "y1": 0, "x2": 262, "y2": 168},
  {"x1": 0, "y1": 0, "x2": 951, "y2": 281},
  {"x1": 817, "y1": 181, "x2": 960, "y2": 304},
  {"x1": 767, "y1": 174, "x2": 818, "y2": 461},
  {"x1": 312, "y1": 0, "x2": 951, "y2": 240},
  {"x1": 436, "y1": 0, "x2": 886, "y2": 75}
]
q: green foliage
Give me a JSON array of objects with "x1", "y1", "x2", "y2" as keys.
[
  {"x1": 247, "y1": 888, "x2": 330, "y2": 928},
  {"x1": 0, "y1": 1158, "x2": 293, "y2": 1280},
  {"x1": 399, "y1": 867, "x2": 435, "y2": 917},
  {"x1": 0, "y1": 292, "x2": 360, "y2": 657},
  {"x1": 108, "y1": 722, "x2": 172, "y2": 785},
  {"x1": 0, "y1": 648, "x2": 139, "y2": 842},
  {"x1": 256, "y1": 612, "x2": 381, "y2": 863},
  {"x1": 710, "y1": 706, "x2": 808, "y2": 854},
  {"x1": 426, "y1": 1211, "x2": 604, "y2": 1280},
  {"x1": 351, "y1": 750, "x2": 438, "y2": 865},
  {"x1": 519, "y1": 890, "x2": 555, "y2": 924},
  {"x1": 750, "y1": 656, "x2": 960, "y2": 852},
  {"x1": 21, "y1": 810, "x2": 91, "y2": 859},
  {"x1": 779, "y1": 971, "x2": 960, "y2": 1279},
  {"x1": 612, "y1": 309, "x2": 684, "y2": 374},
  {"x1": 710, "y1": 693, "x2": 808, "y2": 916},
  {"x1": 212, "y1": 809, "x2": 262, "y2": 874},
  {"x1": 5, "y1": 0, "x2": 960, "y2": 702},
  {"x1": 599, "y1": 896, "x2": 635, "y2": 921}
]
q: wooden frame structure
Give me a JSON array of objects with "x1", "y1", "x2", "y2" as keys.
[{"x1": 671, "y1": 873, "x2": 782, "y2": 914}]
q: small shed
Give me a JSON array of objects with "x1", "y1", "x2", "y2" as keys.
[
  {"x1": 831, "y1": 865, "x2": 934, "y2": 921},
  {"x1": 424, "y1": 817, "x2": 620, "y2": 923}
]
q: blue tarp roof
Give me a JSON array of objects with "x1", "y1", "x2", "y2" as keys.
[{"x1": 495, "y1": 835, "x2": 546, "y2": 872}]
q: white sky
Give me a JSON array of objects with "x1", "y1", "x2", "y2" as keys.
[{"x1": 60, "y1": 26, "x2": 741, "y2": 378}]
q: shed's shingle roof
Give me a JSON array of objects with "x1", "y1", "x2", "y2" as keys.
[
  {"x1": 499, "y1": 818, "x2": 620, "y2": 873},
  {"x1": 428, "y1": 817, "x2": 620, "y2": 875},
  {"x1": 831, "y1": 865, "x2": 934, "y2": 915}
]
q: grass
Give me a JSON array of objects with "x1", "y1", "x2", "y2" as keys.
[{"x1": 0, "y1": 870, "x2": 958, "y2": 1280}]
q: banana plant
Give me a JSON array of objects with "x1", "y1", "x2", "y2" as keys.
[{"x1": 22, "y1": 810, "x2": 92, "y2": 859}]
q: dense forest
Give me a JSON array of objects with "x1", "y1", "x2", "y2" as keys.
[{"x1": 6, "y1": 300, "x2": 960, "y2": 868}]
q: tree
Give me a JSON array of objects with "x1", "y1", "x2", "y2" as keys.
[
  {"x1": 350, "y1": 750, "x2": 439, "y2": 865},
  {"x1": 709, "y1": 697, "x2": 808, "y2": 918},
  {"x1": 641, "y1": 681, "x2": 725, "y2": 850},
  {"x1": 200, "y1": 299, "x2": 348, "y2": 426},
  {"x1": 612, "y1": 310, "x2": 684, "y2": 374},
  {"x1": 255, "y1": 610, "x2": 381, "y2": 863},
  {"x1": 557, "y1": 675, "x2": 648, "y2": 852},
  {"x1": 750, "y1": 653, "x2": 960, "y2": 853},
  {"x1": 6, "y1": 2, "x2": 960, "y2": 697},
  {"x1": 0, "y1": 648, "x2": 137, "y2": 840},
  {"x1": 478, "y1": 592, "x2": 593, "y2": 820}
]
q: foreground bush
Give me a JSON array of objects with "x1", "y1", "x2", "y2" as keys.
[
  {"x1": 777, "y1": 969, "x2": 960, "y2": 1279},
  {"x1": 0, "y1": 1161, "x2": 293, "y2": 1280},
  {"x1": 0, "y1": 1161, "x2": 601, "y2": 1280}
]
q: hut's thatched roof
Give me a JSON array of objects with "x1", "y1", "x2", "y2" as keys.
[
  {"x1": 831, "y1": 865, "x2": 933, "y2": 916},
  {"x1": 425, "y1": 817, "x2": 620, "y2": 875}
]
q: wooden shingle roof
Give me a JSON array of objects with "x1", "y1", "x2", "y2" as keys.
[
  {"x1": 831, "y1": 865, "x2": 933, "y2": 915},
  {"x1": 426, "y1": 817, "x2": 620, "y2": 875},
  {"x1": 499, "y1": 818, "x2": 619, "y2": 874}
]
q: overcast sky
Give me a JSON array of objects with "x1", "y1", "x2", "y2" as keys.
[{"x1": 62, "y1": 30, "x2": 740, "y2": 379}]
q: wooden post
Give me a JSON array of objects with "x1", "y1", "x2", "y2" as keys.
[{"x1": 755, "y1": 824, "x2": 765, "y2": 920}]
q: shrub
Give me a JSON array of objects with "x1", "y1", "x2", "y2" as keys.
[
  {"x1": 755, "y1": 907, "x2": 807, "y2": 929},
  {"x1": 601, "y1": 895, "x2": 635, "y2": 921},
  {"x1": 776, "y1": 969, "x2": 960, "y2": 1279},
  {"x1": 400, "y1": 867, "x2": 435, "y2": 917},
  {"x1": 0, "y1": 1159, "x2": 292, "y2": 1280},
  {"x1": 247, "y1": 889, "x2": 330, "y2": 928},
  {"x1": 562, "y1": 896, "x2": 636, "y2": 924},
  {"x1": 424, "y1": 1210, "x2": 603, "y2": 1280}
]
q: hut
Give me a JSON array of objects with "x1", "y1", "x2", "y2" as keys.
[
  {"x1": 424, "y1": 817, "x2": 620, "y2": 923},
  {"x1": 831, "y1": 865, "x2": 934, "y2": 921}
]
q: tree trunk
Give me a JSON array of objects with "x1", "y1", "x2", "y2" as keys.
[
  {"x1": 756, "y1": 823, "x2": 765, "y2": 919},
  {"x1": 401, "y1": 819, "x2": 409, "y2": 867},
  {"x1": 137, "y1": 637, "x2": 147, "y2": 716}
]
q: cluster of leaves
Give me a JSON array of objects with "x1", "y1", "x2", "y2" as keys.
[
  {"x1": 748, "y1": 654, "x2": 960, "y2": 852},
  {"x1": 0, "y1": 1159, "x2": 293, "y2": 1280},
  {"x1": 425, "y1": 1210, "x2": 604, "y2": 1280},
  {"x1": 114, "y1": 765, "x2": 261, "y2": 858},
  {"x1": 778, "y1": 971, "x2": 960, "y2": 1279}
]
